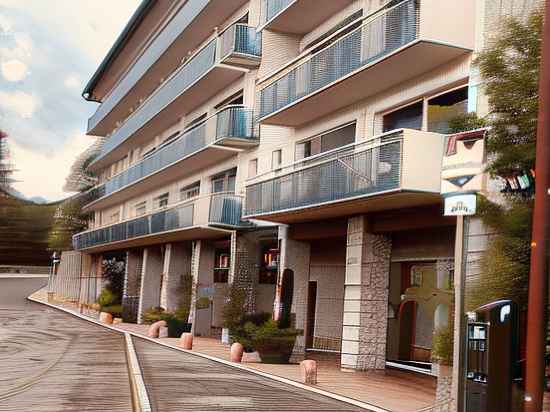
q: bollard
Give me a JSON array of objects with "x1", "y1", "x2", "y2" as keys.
[
  {"x1": 300, "y1": 360, "x2": 317, "y2": 385},
  {"x1": 147, "y1": 320, "x2": 167, "y2": 338},
  {"x1": 180, "y1": 332, "x2": 193, "y2": 350},
  {"x1": 230, "y1": 342, "x2": 244, "y2": 363},
  {"x1": 99, "y1": 312, "x2": 113, "y2": 324}
]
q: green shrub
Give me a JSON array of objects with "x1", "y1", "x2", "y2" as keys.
[
  {"x1": 97, "y1": 288, "x2": 117, "y2": 308},
  {"x1": 142, "y1": 307, "x2": 172, "y2": 325},
  {"x1": 222, "y1": 283, "x2": 246, "y2": 330},
  {"x1": 432, "y1": 326, "x2": 454, "y2": 365},
  {"x1": 246, "y1": 319, "x2": 302, "y2": 364},
  {"x1": 101, "y1": 304, "x2": 123, "y2": 317}
]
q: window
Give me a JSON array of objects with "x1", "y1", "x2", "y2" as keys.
[
  {"x1": 214, "y1": 249, "x2": 230, "y2": 283},
  {"x1": 295, "y1": 123, "x2": 356, "y2": 161},
  {"x1": 410, "y1": 266, "x2": 423, "y2": 287},
  {"x1": 248, "y1": 159, "x2": 258, "y2": 178},
  {"x1": 142, "y1": 146, "x2": 157, "y2": 159},
  {"x1": 154, "y1": 193, "x2": 169, "y2": 209},
  {"x1": 180, "y1": 182, "x2": 200, "y2": 200},
  {"x1": 272, "y1": 149, "x2": 282, "y2": 170},
  {"x1": 211, "y1": 168, "x2": 237, "y2": 193},
  {"x1": 110, "y1": 211, "x2": 120, "y2": 223},
  {"x1": 382, "y1": 101, "x2": 423, "y2": 133},
  {"x1": 305, "y1": 10, "x2": 363, "y2": 51},
  {"x1": 186, "y1": 113, "x2": 207, "y2": 129},
  {"x1": 214, "y1": 90, "x2": 244, "y2": 110},
  {"x1": 159, "y1": 132, "x2": 179, "y2": 149},
  {"x1": 427, "y1": 86, "x2": 468, "y2": 133},
  {"x1": 134, "y1": 201, "x2": 146, "y2": 216}
]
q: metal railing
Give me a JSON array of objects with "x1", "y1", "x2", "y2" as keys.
[
  {"x1": 259, "y1": 0, "x2": 420, "y2": 119},
  {"x1": 209, "y1": 193, "x2": 247, "y2": 227},
  {"x1": 98, "y1": 39, "x2": 217, "y2": 160},
  {"x1": 73, "y1": 202, "x2": 194, "y2": 250},
  {"x1": 220, "y1": 24, "x2": 262, "y2": 60},
  {"x1": 245, "y1": 133, "x2": 403, "y2": 216},
  {"x1": 87, "y1": 0, "x2": 211, "y2": 132},
  {"x1": 260, "y1": 0, "x2": 294, "y2": 25},
  {"x1": 84, "y1": 106, "x2": 257, "y2": 206},
  {"x1": 93, "y1": 22, "x2": 261, "y2": 164}
]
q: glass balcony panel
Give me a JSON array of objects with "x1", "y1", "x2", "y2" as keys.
[
  {"x1": 259, "y1": 0, "x2": 420, "y2": 119},
  {"x1": 84, "y1": 106, "x2": 257, "y2": 206},
  {"x1": 209, "y1": 193, "x2": 247, "y2": 227},
  {"x1": 245, "y1": 134, "x2": 403, "y2": 216}
]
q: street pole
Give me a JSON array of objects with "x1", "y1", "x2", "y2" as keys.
[
  {"x1": 452, "y1": 215, "x2": 468, "y2": 412},
  {"x1": 524, "y1": 1, "x2": 550, "y2": 410}
]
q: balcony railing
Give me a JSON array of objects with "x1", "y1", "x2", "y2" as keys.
[
  {"x1": 245, "y1": 132, "x2": 404, "y2": 217},
  {"x1": 94, "y1": 24, "x2": 261, "y2": 163},
  {"x1": 86, "y1": 0, "x2": 212, "y2": 132},
  {"x1": 259, "y1": 0, "x2": 419, "y2": 119},
  {"x1": 74, "y1": 193, "x2": 248, "y2": 250},
  {"x1": 85, "y1": 105, "x2": 257, "y2": 206},
  {"x1": 220, "y1": 24, "x2": 262, "y2": 61},
  {"x1": 73, "y1": 202, "x2": 195, "y2": 250},
  {"x1": 209, "y1": 193, "x2": 247, "y2": 227},
  {"x1": 260, "y1": 0, "x2": 293, "y2": 26}
]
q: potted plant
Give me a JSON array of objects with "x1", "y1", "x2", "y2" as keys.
[
  {"x1": 222, "y1": 283, "x2": 246, "y2": 344},
  {"x1": 248, "y1": 319, "x2": 301, "y2": 364},
  {"x1": 229, "y1": 312, "x2": 272, "y2": 353}
]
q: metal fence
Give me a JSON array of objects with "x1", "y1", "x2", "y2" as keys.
[
  {"x1": 245, "y1": 135, "x2": 403, "y2": 216},
  {"x1": 73, "y1": 203, "x2": 194, "y2": 250},
  {"x1": 220, "y1": 24, "x2": 262, "y2": 60},
  {"x1": 85, "y1": 106, "x2": 257, "y2": 206},
  {"x1": 259, "y1": 0, "x2": 420, "y2": 118}
]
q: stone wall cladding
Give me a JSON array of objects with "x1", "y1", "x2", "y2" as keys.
[
  {"x1": 233, "y1": 231, "x2": 262, "y2": 313},
  {"x1": 357, "y1": 228, "x2": 391, "y2": 370}
]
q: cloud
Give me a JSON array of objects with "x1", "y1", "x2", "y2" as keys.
[
  {"x1": 64, "y1": 74, "x2": 81, "y2": 89},
  {"x1": 0, "y1": 90, "x2": 40, "y2": 118},
  {"x1": 1, "y1": 58, "x2": 27, "y2": 81},
  {"x1": 11, "y1": 133, "x2": 94, "y2": 201}
]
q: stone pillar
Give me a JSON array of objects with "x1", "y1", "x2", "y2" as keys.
[
  {"x1": 232, "y1": 231, "x2": 262, "y2": 313},
  {"x1": 137, "y1": 247, "x2": 163, "y2": 324},
  {"x1": 341, "y1": 215, "x2": 391, "y2": 371},
  {"x1": 189, "y1": 240, "x2": 201, "y2": 334},
  {"x1": 160, "y1": 242, "x2": 192, "y2": 312},
  {"x1": 278, "y1": 225, "x2": 311, "y2": 362}
]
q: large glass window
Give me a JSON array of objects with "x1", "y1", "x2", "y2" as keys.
[
  {"x1": 180, "y1": 182, "x2": 200, "y2": 200},
  {"x1": 427, "y1": 86, "x2": 468, "y2": 133},
  {"x1": 295, "y1": 123, "x2": 356, "y2": 161},
  {"x1": 211, "y1": 168, "x2": 237, "y2": 193},
  {"x1": 154, "y1": 192, "x2": 169, "y2": 209},
  {"x1": 382, "y1": 101, "x2": 423, "y2": 133}
]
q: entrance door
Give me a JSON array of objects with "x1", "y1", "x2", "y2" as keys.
[
  {"x1": 399, "y1": 300, "x2": 416, "y2": 361},
  {"x1": 305, "y1": 281, "x2": 317, "y2": 349}
]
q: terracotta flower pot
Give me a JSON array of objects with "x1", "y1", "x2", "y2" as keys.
[
  {"x1": 180, "y1": 332, "x2": 193, "y2": 350},
  {"x1": 230, "y1": 342, "x2": 244, "y2": 363},
  {"x1": 99, "y1": 312, "x2": 113, "y2": 324}
]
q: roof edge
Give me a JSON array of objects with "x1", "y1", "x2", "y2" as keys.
[{"x1": 82, "y1": 0, "x2": 155, "y2": 102}]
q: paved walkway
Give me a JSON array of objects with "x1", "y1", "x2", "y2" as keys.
[
  {"x1": 133, "y1": 336, "x2": 364, "y2": 411},
  {"x1": 0, "y1": 303, "x2": 132, "y2": 412}
]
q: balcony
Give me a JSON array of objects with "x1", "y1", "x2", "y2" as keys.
[
  {"x1": 244, "y1": 129, "x2": 444, "y2": 224},
  {"x1": 258, "y1": 0, "x2": 474, "y2": 126},
  {"x1": 259, "y1": 0, "x2": 354, "y2": 34},
  {"x1": 83, "y1": 106, "x2": 258, "y2": 211},
  {"x1": 87, "y1": 0, "x2": 250, "y2": 136},
  {"x1": 89, "y1": 24, "x2": 261, "y2": 171},
  {"x1": 73, "y1": 193, "x2": 248, "y2": 252}
]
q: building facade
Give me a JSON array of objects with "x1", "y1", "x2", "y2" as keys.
[{"x1": 72, "y1": 0, "x2": 541, "y2": 381}]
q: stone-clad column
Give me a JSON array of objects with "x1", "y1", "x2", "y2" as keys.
[
  {"x1": 137, "y1": 247, "x2": 163, "y2": 324},
  {"x1": 160, "y1": 242, "x2": 192, "y2": 312},
  {"x1": 341, "y1": 215, "x2": 391, "y2": 370}
]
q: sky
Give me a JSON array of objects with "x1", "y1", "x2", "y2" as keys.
[{"x1": 0, "y1": 0, "x2": 139, "y2": 202}]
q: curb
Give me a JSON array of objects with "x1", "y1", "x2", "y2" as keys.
[
  {"x1": 28, "y1": 296, "x2": 390, "y2": 412},
  {"x1": 124, "y1": 333, "x2": 152, "y2": 412}
]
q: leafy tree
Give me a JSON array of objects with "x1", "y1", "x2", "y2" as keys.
[
  {"x1": 48, "y1": 196, "x2": 89, "y2": 251},
  {"x1": 462, "y1": 9, "x2": 543, "y2": 310}
]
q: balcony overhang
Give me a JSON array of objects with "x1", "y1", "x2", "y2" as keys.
[
  {"x1": 77, "y1": 225, "x2": 232, "y2": 253},
  {"x1": 87, "y1": 0, "x2": 249, "y2": 136},
  {"x1": 83, "y1": 145, "x2": 240, "y2": 212},
  {"x1": 260, "y1": 40, "x2": 471, "y2": 127},
  {"x1": 259, "y1": 0, "x2": 354, "y2": 35},
  {"x1": 245, "y1": 190, "x2": 442, "y2": 224},
  {"x1": 89, "y1": 64, "x2": 247, "y2": 172}
]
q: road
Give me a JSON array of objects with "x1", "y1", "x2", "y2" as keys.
[{"x1": 0, "y1": 278, "x2": 367, "y2": 411}]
